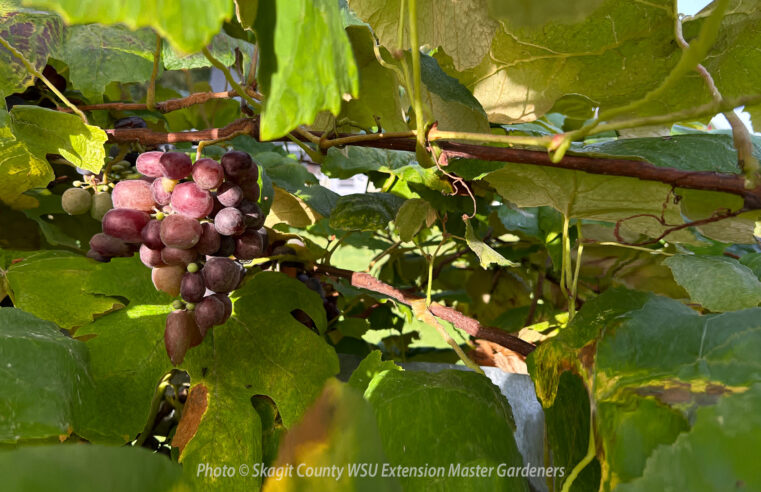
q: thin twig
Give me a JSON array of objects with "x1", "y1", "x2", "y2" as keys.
[{"x1": 145, "y1": 34, "x2": 162, "y2": 110}]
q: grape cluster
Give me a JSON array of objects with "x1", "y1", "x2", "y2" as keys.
[{"x1": 86, "y1": 150, "x2": 268, "y2": 365}]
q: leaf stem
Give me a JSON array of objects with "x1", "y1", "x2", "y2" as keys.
[
  {"x1": 146, "y1": 34, "x2": 162, "y2": 110},
  {"x1": 196, "y1": 129, "x2": 251, "y2": 161},
  {"x1": 429, "y1": 128, "x2": 552, "y2": 148},
  {"x1": 134, "y1": 371, "x2": 173, "y2": 447},
  {"x1": 560, "y1": 408, "x2": 596, "y2": 492},
  {"x1": 202, "y1": 46, "x2": 262, "y2": 112},
  {"x1": 0, "y1": 34, "x2": 87, "y2": 123},
  {"x1": 407, "y1": 0, "x2": 427, "y2": 152}
]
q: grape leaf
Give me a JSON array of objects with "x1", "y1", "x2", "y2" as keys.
[
  {"x1": 329, "y1": 193, "x2": 405, "y2": 231},
  {"x1": 0, "y1": 307, "x2": 94, "y2": 443},
  {"x1": 162, "y1": 32, "x2": 253, "y2": 70},
  {"x1": 178, "y1": 272, "x2": 339, "y2": 490},
  {"x1": 364, "y1": 370, "x2": 529, "y2": 491},
  {"x1": 347, "y1": 0, "x2": 498, "y2": 71},
  {"x1": 265, "y1": 186, "x2": 321, "y2": 228},
  {"x1": 254, "y1": 0, "x2": 358, "y2": 140},
  {"x1": 487, "y1": 0, "x2": 605, "y2": 27},
  {"x1": 465, "y1": 220, "x2": 518, "y2": 268},
  {"x1": 0, "y1": 444, "x2": 184, "y2": 491},
  {"x1": 322, "y1": 146, "x2": 416, "y2": 180},
  {"x1": 664, "y1": 255, "x2": 761, "y2": 312},
  {"x1": 0, "y1": 4, "x2": 62, "y2": 99},
  {"x1": 0, "y1": 110, "x2": 52, "y2": 208},
  {"x1": 348, "y1": 350, "x2": 401, "y2": 393},
  {"x1": 23, "y1": 0, "x2": 233, "y2": 54},
  {"x1": 59, "y1": 24, "x2": 156, "y2": 102},
  {"x1": 395, "y1": 198, "x2": 432, "y2": 242}
]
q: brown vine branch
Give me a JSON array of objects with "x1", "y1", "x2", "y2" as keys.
[
  {"x1": 57, "y1": 89, "x2": 258, "y2": 114},
  {"x1": 312, "y1": 264, "x2": 536, "y2": 357}
]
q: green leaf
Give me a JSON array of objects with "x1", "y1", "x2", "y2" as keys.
[
  {"x1": 59, "y1": 25, "x2": 156, "y2": 102},
  {"x1": 739, "y1": 252, "x2": 761, "y2": 279},
  {"x1": 364, "y1": 370, "x2": 529, "y2": 491},
  {"x1": 348, "y1": 350, "x2": 401, "y2": 393},
  {"x1": 664, "y1": 255, "x2": 761, "y2": 312},
  {"x1": 178, "y1": 272, "x2": 339, "y2": 489},
  {"x1": 329, "y1": 193, "x2": 405, "y2": 231},
  {"x1": 234, "y1": 0, "x2": 257, "y2": 30},
  {"x1": 267, "y1": 379, "x2": 401, "y2": 491},
  {"x1": 10, "y1": 105, "x2": 107, "y2": 172},
  {"x1": 0, "y1": 4, "x2": 62, "y2": 99},
  {"x1": 0, "y1": 308, "x2": 93, "y2": 443},
  {"x1": 395, "y1": 198, "x2": 431, "y2": 242},
  {"x1": 255, "y1": 151, "x2": 318, "y2": 193},
  {"x1": 254, "y1": 0, "x2": 358, "y2": 140},
  {"x1": 465, "y1": 220, "x2": 518, "y2": 268},
  {"x1": 347, "y1": 0, "x2": 498, "y2": 71},
  {"x1": 266, "y1": 186, "x2": 321, "y2": 228},
  {"x1": 4, "y1": 252, "x2": 124, "y2": 330},
  {"x1": 163, "y1": 32, "x2": 252, "y2": 70},
  {"x1": 616, "y1": 384, "x2": 761, "y2": 492},
  {"x1": 0, "y1": 110, "x2": 53, "y2": 208},
  {"x1": 487, "y1": 0, "x2": 605, "y2": 27},
  {"x1": 322, "y1": 146, "x2": 416, "y2": 180},
  {"x1": 0, "y1": 444, "x2": 184, "y2": 491},
  {"x1": 294, "y1": 184, "x2": 340, "y2": 218},
  {"x1": 23, "y1": 0, "x2": 233, "y2": 54}
]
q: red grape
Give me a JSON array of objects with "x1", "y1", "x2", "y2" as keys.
[
  {"x1": 164, "y1": 310, "x2": 201, "y2": 365},
  {"x1": 151, "y1": 177, "x2": 175, "y2": 206},
  {"x1": 112, "y1": 180, "x2": 155, "y2": 212},
  {"x1": 160, "y1": 214, "x2": 202, "y2": 249},
  {"x1": 202, "y1": 257, "x2": 240, "y2": 293},
  {"x1": 194, "y1": 295, "x2": 226, "y2": 335},
  {"x1": 212, "y1": 293, "x2": 233, "y2": 323},
  {"x1": 196, "y1": 223, "x2": 221, "y2": 255},
  {"x1": 214, "y1": 207, "x2": 246, "y2": 236},
  {"x1": 181, "y1": 272, "x2": 205, "y2": 303},
  {"x1": 192, "y1": 158, "x2": 225, "y2": 190},
  {"x1": 139, "y1": 244, "x2": 165, "y2": 267},
  {"x1": 152, "y1": 265, "x2": 184, "y2": 296},
  {"x1": 221, "y1": 150, "x2": 254, "y2": 180},
  {"x1": 159, "y1": 152, "x2": 192, "y2": 179},
  {"x1": 161, "y1": 247, "x2": 197, "y2": 266},
  {"x1": 136, "y1": 151, "x2": 164, "y2": 177},
  {"x1": 89, "y1": 232, "x2": 132, "y2": 257},
  {"x1": 239, "y1": 200, "x2": 265, "y2": 229},
  {"x1": 216, "y1": 182, "x2": 243, "y2": 207},
  {"x1": 102, "y1": 208, "x2": 151, "y2": 243},
  {"x1": 214, "y1": 236, "x2": 236, "y2": 257},
  {"x1": 171, "y1": 182, "x2": 213, "y2": 219},
  {"x1": 141, "y1": 219, "x2": 163, "y2": 250},
  {"x1": 234, "y1": 229, "x2": 264, "y2": 260},
  {"x1": 238, "y1": 174, "x2": 260, "y2": 202}
]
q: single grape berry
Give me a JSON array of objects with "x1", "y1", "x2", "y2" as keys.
[
  {"x1": 151, "y1": 265, "x2": 185, "y2": 297},
  {"x1": 196, "y1": 223, "x2": 221, "y2": 255},
  {"x1": 164, "y1": 310, "x2": 200, "y2": 365},
  {"x1": 214, "y1": 207, "x2": 246, "y2": 236},
  {"x1": 171, "y1": 300, "x2": 185, "y2": 310},
  {"x1": 202, "y1": 257, "x2": 240, "y2": 293},
  {"x1": 139, "y1": 244, "x2": 165, "y2": 268},
  {"x1": 181, "y1": 272, "x2": 206, "y2": 303},
  {"x1": 86, "y1": 250, "x2": 108, "y2": 262},
  {"x1": 136, "y1": 151, "x2": 164, "y2": 177},
  {"x1": 194, "y1": 295, "x2": 226, "y2": 336},
  {"x1": 90, "y1": 233, "x2": 132, "y2": 258},
  {"x1": 214, "y1": 235, "x2": 236, "y2": 257},
  {"x1": 62, "y1": 187, "x2": 92, "y2": 215},
  {"x1": 159, "y1": 152, "x2": 192, "y2": 180},
  {"x1": 90, "y1": 191, "x2": 113, "y2": 221},
  {"x1": 239, "y1": 200, "x2": 265, "y2": 229},
  {"x1": 192, "y1": 158, "x2": 225, "y2": 190},
  {"x1": 160, "y1": 214, "x2": 202, "y2": 249},
  {"x1": 220, "y1": 150, "x2": 254, "y2": 180},
  {"x1": 112, "y1": 180, "x2": 155, "y2": 212},
  {"x1": 216, "y1": 182, "x2": 243, "y2": 207},
  {"x1": 213, "y1": 293, "x2": 233, "y2": 323},
  {"x1": 161, "y1": 247, "x2": 198, "y2": 266},
  {"x1": 141, "y1": 219, "x2": 164, "y2": 250},
  {"x1": 187, "y1": 262, "x2": 200, "y2": 274},
  {"x1": 235, "y1": 229, "x2": 264, "y2": 260},
  {"x1": 170, "y1": 182, "x2": 213, "y2": 219},
  {"x1": 102, "y1": 208, "x2": 151, "y2": 243},
  {"x1": 238, "y1": 175, "x2": 261, "y2": 202},
  {"x1": 151, "y1": 177, "x2": 175, "y2": 206}
]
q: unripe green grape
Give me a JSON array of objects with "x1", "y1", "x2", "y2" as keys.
[
  {"x1": 90, "y1": 192, "x2": 113, "y2": 221},
  {"x1": 172, "y1": 299, "x2": 185, "y2": 310},
  {"x1": 187, "y1": 263, "x2": 199, "y2": 273},
  {"x1": 186, "y1": 302, "x2": 196, "y2": 311},
  {"x1": 72, "y1": 180, "x2": 82, "y2": 187},
  {"x1": 61, "y1": 187, "x2": 92, "y2": 215}
]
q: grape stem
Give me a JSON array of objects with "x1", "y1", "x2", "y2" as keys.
[{"x1": 0, "y1": 34, "x2": 88, "y2": 123}]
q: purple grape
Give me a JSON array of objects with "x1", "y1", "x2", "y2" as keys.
[
  {"x1": 202, "y1": 257, "x2": 240, "y2": 293},
  {"x1": 164, "y1": 310, "x2": 201, "y2": 365},
  {"x1": 214, "y1": 236, "x2": 236, "y2": 257},
  {"x1": 196, "y1": 223, "x2": 221, "y2": 255},
  {"x1": 194, "y1": 295, "x2": 226, "y2": 336},
  {"x1": 192, "y1": 158, "x2": 225, "y2": 190},
  {"x1": 235, "y1": 229, "x2": 264, "y2": 260},
  {"x1": 212, "y1": 293, "x2": 233, "y2": 323},
  {"x1": 181, "y1": 272, "x2": 206, "y2": 303},
  {"x1": 136, "y1": 151, "x2": 164, "y2": 177},
  {"x1": 214, "y1": 207, "x2": 246, "y2": 236},
  {"x1": 216, "y1": 182, "x2": 243, "y2": 207},
  {"x1": 86, "y1": 249, "x2": 108, "y2": 262},
  {"x1": 102, "y1": 209, "x2": 151, "y2": 243},
  {"x1": 238, "y1": 175, "x2": 260, "y2": 202},
  {"x1": 159, "y1": 152, "x2": 192, "y2": 179},
  {"x1": 141, "y1": 219, "x2": 163, "y2": 250},
  {"x1": 90, "y1": 233, "x2": 132, "y2": 257},
  {"x1": 170, "y1": 182, "x2": 213, "y2": 219},
  {"x1": 160, "y1": 214, "x2": 202, "y2": 249},
  {"x1": 151, "y1": 177, "x2": 175, "y2": 206},
  {"x1": 112, "y1": 180, "x2": 155, "y2": 212},
  {"x1": 220, "y1": 150, "x2": 254, "y2": 180},
  {"x1": 139, "y1": 244, "x2": 165, "y2": 268},
  {"x1": 161, "y1": 247, "x2": 198, "y2": 266},
  {"x1": 239, "y1": 200, "x2": 265, "y2": 229}
]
